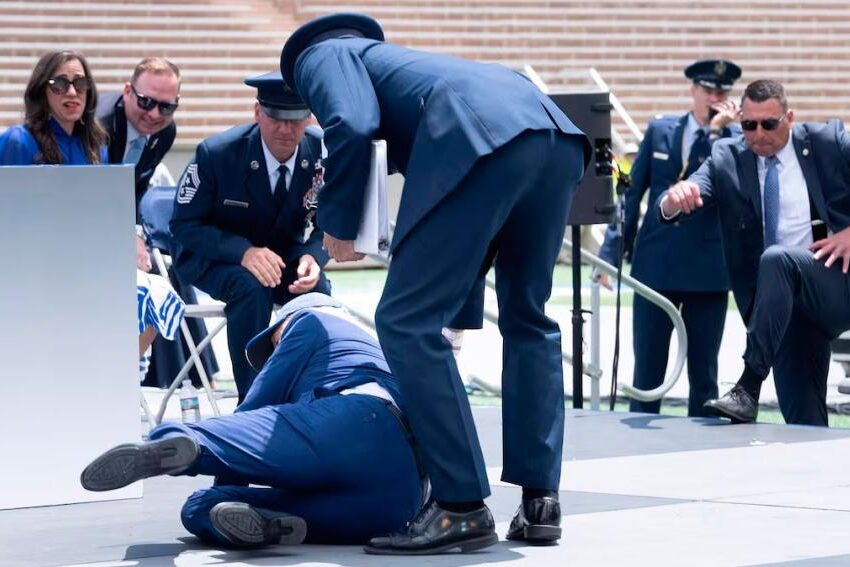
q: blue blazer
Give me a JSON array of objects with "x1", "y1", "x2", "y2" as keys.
[
  {"x1": 661, "y1": 120, "x2": 850, "y2": 320},
  {"x1": 292, "y1": 38, "x2": 590, "y2": 250},
  {"x1": 238, "y1": 309, "x2": 405, "y2": 413},
  {"x1": 170, "y1": 123, "x2": 328, "y2": 285},
  {"x1": 599, "y1": 114, "x2": 735, "y2": 291}
]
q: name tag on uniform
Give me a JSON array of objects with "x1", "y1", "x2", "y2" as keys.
[
  {"x1": 652, "y1": 152, "x2": 669, "y2": 160},
  {"x1": 223, "y1": 199, "x2": 249, "y2": 208}
]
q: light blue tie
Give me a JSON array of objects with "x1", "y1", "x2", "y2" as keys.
[
  {"x1": 123, "y1": 136, "x2": 146, "y2": 165},
  {"x1": 763, "y1": 155, "x2": 780, "y2": 248}
]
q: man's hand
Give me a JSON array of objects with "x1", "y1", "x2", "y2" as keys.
[
  {"x1": 241, "y1": 246, "x2": 285, "y2": 287},
  {"x1": 595, "y1": 272, "x2": 613, "y2": 291},
  {"x1": 709, "y1": 99, "x2": 739, "y2": 131},
  {"x1": 661, "y1": 181, "x2": 703, "y2": 217},
  {"x1": 135, "y1": 235, "x2": 152, "y2": 272},
  {"x1": 323, "y1": 234, "x2": 365, "y2": 262},
  {"x1": 811, "y1": 226, "x2": 850, "y2": 273},
  {"x1": 289, "y1": 254, "x2": 321, "y2": 294}
]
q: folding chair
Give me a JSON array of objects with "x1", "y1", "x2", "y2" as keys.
[{"x1": 139, "y1": 185, "x2": 226, "y2": 424}]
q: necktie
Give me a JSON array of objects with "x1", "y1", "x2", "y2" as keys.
[
  {"x1": 123, "y1": 136, "x2": 145, "y2": 165},
  {"x1": 684, "y1": 129, "x2": 709, "y2": 178},
  {"x1": 763, "y1": 155, "x2": 780, "y2": 248},
  {"x1": 272, "y1": 164, "x2": 288, "y2": 195}
]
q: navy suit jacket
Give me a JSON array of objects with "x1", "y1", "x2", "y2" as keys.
[
  {"x1": 599, "y1": 114, "x2": 735, "y2": 291},
  {"x1": 292, "y1": 38, "x2": 590, "y2": 250},
  {"x1": 661, "y1": 120, "x2": 850, "y2": 320},
  {"x1": 170, "y1": 123, "x2": 328, "y2": 285},
  {"x1": 96, "y1": 92, "x2": 176, "y2": 220},
  {"x1": 237, "y1": 309, "x2": 405, "y2": 413}
]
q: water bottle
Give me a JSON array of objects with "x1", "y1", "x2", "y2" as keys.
[{"x1": 179, "y1": 379, "x2": 201, "y2": 423}]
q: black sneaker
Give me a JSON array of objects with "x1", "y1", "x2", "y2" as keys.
[
  {"x1": 80, "y1": 436, "x2": 199, "y2": 491},
  {"x1": 210, "y1": 502, "x2": 307, "y2": 547}
]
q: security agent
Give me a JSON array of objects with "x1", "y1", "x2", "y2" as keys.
[
  {"x1": 281, "y1": 13, "x2": 590, "y2": 554},
  {"x1": 170, "y1": 72, "x2": 330, "y2": 401},
  {"x1": 597, "y1": 59, "x2": 742, "y2": 417},
  {"x1": 660, "y1": 79, "x2": 850, "y2": 426},
  {"x1": 81, "y1": 293, "x2": 423, "y2": 548}
]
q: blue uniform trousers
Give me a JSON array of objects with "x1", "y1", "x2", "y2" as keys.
[
  {"x1": 193, "y1": 264, "x2": 331, "y2": 400},
  {"x1": 375, "y1": 130, "x2": 585, "y2": 502},
  {"x1": 150, "y1": 393, "x2": 421, "y2": 544},
  {"x1": 630, "y1": 291, "x2": 728, "y2": 416},
  {"x1": 744, "y1": 246, "x2": 850, "y2": 426}
]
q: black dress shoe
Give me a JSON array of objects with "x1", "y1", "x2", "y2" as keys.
[
  {"x1": 364, "y1": 499, "x2": 498, "y2": 555},
  {"x1": 703, "y1": 384, "x2": 758, "y2": 423},
  {"x1": 80, "y1": 436, "x2": 199, "y2": 491},
  {"x1": 506, "y1": 496, "x2": 561, "y2": 543},
  {"x1": 210, "y1": 502, "x2": 307, "y2": 547}
]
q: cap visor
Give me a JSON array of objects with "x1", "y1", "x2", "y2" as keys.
[{"x1": 260, "y1": 105, "x2": 311, "y2": 120}]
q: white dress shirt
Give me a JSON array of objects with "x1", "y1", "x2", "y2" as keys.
[
  {"x1": 261, "y1": 139, "x2": 298, "y2": 194},
  {"x1": 756, "y1": 132, "x2": 813, "y2": 248}
]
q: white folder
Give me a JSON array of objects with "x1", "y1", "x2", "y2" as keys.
[{"x1": 354, "y1": 140, "x2": 390, "y2": 255}]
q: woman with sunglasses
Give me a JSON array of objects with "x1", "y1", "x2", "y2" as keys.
[{"x1": 0, "y1": 50, "x2": 107, "y2": 165}]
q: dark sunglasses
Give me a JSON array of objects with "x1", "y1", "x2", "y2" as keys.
[
  {"x1": 740, "y1": 113, "x2": 788, "y2": 132},
  {"x1": 47, "y1": 76, "x2": 90, "y2": 95},
  {"x1": 130, "y1": 83, "x2": 179, "y2": 115}
]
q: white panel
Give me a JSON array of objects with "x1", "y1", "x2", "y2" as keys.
[{"x1": 0, "y1": 165, "x2": 141, "y2": 508}]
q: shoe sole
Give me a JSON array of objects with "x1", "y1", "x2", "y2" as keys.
[
  {"x1": 210, "y1": 502, "x2": 307, "y2": 547},
  {"x1": 507, "y1": 524, "x2": 561, "y2": 544},
  {"x1": 363, "y1": 533, "x2": 499, "y2": 555},
  {"x1": 80, "y1": 436, "x2": 199, "y2": 492},
  {"x1": 707, "y1": 404, "x2": 757, "y2": 424}
]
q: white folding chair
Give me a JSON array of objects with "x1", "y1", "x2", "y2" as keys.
[{"x1": 140, "y1": 186, "x2": 227, "y2": 424}]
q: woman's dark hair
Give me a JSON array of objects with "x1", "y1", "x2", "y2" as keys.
[{"x1": 23, "y1": 50, "x2": 107, "y2": 164}]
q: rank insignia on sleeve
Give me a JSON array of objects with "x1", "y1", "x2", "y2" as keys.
[{"x1": 176, "y1": 163, "x2": 200, "y2": 204}]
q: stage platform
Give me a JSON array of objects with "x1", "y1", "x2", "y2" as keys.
[{"x1": 3, "y1": 408, "x2": 850, "y2": 567}]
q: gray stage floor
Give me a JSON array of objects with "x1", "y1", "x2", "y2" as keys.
[{"x1": 3, "y1": 408, "x2": 850, "y2": 567}]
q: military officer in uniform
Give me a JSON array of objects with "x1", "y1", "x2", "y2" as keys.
[
  {"x1": 170, "y1": 72, "x2": 330, "y2": 401},
  {"x1": 281, "y1": 13, "x2": 590, "y2": 554},
  {"x1": 597, "y1": 59, "x2": 742, "y2": 416}
]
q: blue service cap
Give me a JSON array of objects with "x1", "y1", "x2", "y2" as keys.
[
  {"x1": 244, "y1": 71, "x2": 311, "y2": 120},
  {"x1": 281, "y1": 12, "x2": 384, "y2": 89},
  {"x1": 245, "y1": 292, "x2": 344, "y2": 370},
  {"x1": 684, "y1": 59, "x2": 742, "y2": 92}
]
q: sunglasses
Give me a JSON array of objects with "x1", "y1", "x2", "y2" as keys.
[
  {"x1": 130, "y1": 83, "x2": 179, "y2": 115},
  {"x1": 47, "y1": 76, "x2": 90, "y2": 95},
  {"x1": 740, "y1": 113, "x2": 788, "y2": 132}
]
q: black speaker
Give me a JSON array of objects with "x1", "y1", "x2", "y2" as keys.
[{"x1": 549, "y1": 91, "x2": 614, "y2": 226}]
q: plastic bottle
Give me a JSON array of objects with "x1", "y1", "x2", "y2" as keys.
[{"x1": 179, "y1": 379, "x2": 201, "y2": 423}]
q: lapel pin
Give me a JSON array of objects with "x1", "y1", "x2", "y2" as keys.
[
  {"x1": 802, "y1": 148, "x2": 810, "y2": 157},
  {"x1": 301, "y1": 159, "x2": 309, "y2": 170},
  {"x1": 250, "y1": 160, "x2": 260, "y2": 170}
]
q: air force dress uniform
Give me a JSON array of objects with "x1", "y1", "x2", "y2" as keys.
[
  {"x1": 598, "y1": 59, "x2": 742, "y2": 416},
  {"x1": 281, "y1": 12, "x2": 591, "y2": 530},
  {"x1": 170, "y1": 73, "x2": 330, "y2": 399}
]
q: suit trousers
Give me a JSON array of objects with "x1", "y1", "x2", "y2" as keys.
[
  {"x1": 150, "y1": 392, "x2": 421, "y2": 545},
  {"x1": 375, "y1": 130, "x2": 586, "y2": 502},
  {"x1": 630, "y1": 290, "x2": 728, "y2": 416},
  {"x1": 193, "y1": 263, "x2": 331, "y2": 401},
  {"x1": 744, "y1": 245, "x2": 850, "y2": 426}
]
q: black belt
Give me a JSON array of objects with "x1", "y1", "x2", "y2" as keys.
[{"x1": 379, "y1": 399, "x2": 427, "y2": 481}]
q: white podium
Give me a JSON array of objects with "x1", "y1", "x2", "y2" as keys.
[{"x1": 0, "y1": 165, "x2": 141, "y2": 509}]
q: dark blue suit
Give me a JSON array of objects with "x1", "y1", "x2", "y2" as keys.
[
  {"x1": 665, "y1": 120, "x2": 850, "y2": 425},
  {"x1": 170, "y1": 124, "x2": 331, "y2": 398},
  {"x1": 149, "y1": 310, "x2": 422, "y2": 544},
  {"x1": 599, "y1": 114, "x2": 736, "y2": 416},
  {"x1": 292, "y1": 38, "x2": 590, "y2": 501}
]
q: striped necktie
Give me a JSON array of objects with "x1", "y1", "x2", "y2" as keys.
[{"x1": 763, "y1": 155, "x2": 780, "y2": 248}]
